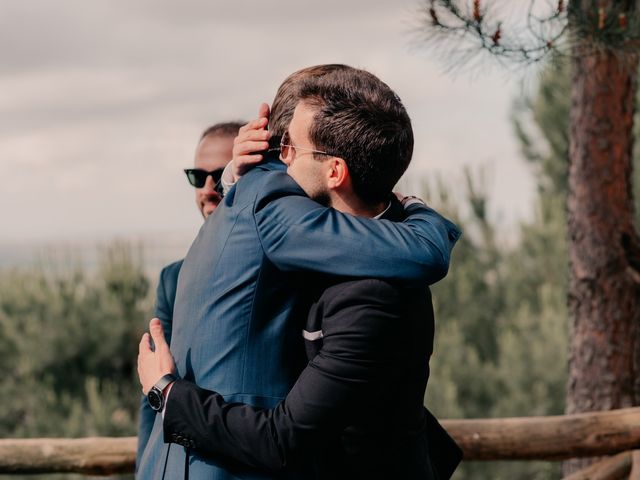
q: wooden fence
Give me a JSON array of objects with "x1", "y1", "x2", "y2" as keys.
[{"x1": 2, "y1": 407, "x2": 640, "y2": 478}]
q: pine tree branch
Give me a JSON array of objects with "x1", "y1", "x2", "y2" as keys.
[{"x1": 421, "y1": 0, "x2": 640, "y2": 68}]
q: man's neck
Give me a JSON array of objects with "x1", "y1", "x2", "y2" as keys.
[{"x1": 330, "y1": 192, "x2": 388, "y2": 218}]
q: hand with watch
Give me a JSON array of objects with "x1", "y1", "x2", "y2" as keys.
[
  {"x1": 138, "y1": 318, "x2": 178, "y2": 411},
  {"x1": 147, "y1": 373, "x2": 177, "y2": 411}
]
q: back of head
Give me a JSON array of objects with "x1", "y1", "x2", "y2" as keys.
[
  {"x1": 200, "y1": 121, "x2": 244, "y2": 141},
  {"x1": 298, "y1": 68, "x2": 414, "y2": 205},
  {"x1": 269, "y1": 64, "x2": 351, "y2": 137}
]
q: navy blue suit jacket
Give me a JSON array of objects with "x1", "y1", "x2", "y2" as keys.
[
  {"x1": 137, "y1": 158, "x2": 460, "y2": 480},
  {"x1": 137, "y1": 259, "x2": 183, "y2": 468},
  {"x1": 161, "y1": 199, "x2": 463, "y2": 479}
]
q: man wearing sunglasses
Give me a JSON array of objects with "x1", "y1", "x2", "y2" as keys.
[
  {"x1": 186, "y1": 122, "x2": 245, "y2": 219},
  {"x1": 136, "y1": 121, "x2": 243, "y2": 468}
]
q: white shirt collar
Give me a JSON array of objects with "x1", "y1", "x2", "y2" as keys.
[{"x1": 373, "y1": 202, "x2": 392, "y2": 219}]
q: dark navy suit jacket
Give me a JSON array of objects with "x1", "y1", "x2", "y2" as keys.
[
  {"x1": 137, "y1": 259, "x2": 183, "y2": 467},
  {"x1": 137, "y1": 158, "x2": 460, "y2": 480}
]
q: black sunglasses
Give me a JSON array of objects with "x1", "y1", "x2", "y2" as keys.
[{"x1": 184, "y1": 168, "x2": 225, "y2": 188}]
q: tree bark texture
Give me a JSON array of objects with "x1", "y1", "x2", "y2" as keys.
[
  {"x1": 563, "y1": 451, "x2": 632, "y2": 480},
  {"x1": 566, "y1": 4, "x2": 640, "y2": 474}
]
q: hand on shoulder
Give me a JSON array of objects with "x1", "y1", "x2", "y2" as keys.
[
  {"x1": 231, "y1": 103, "x2": 272, "y2": 182},
  {"x1": 394, "y1": 192, "x2": 426, "y2": 208}
]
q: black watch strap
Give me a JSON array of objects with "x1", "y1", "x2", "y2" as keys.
[
  {"x1": 147, "y1": 373, "x2": 177, "y2": 412},
  {"x1": 153, "y1": 373, "x2": 177, "y2": 393}
]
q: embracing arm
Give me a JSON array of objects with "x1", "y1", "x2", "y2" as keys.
[
  {"x1": 230, "y1": 106, "x2": 460, "y2": 284},
  {"x1": 254, "y1": 174, "x2": 461, "y2": 284},
  {"x1": 162, "y1": 280, "x2": 407, "y2": 471}
]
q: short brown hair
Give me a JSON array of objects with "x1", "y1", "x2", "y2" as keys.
[
  {"x1": 299, "y1": 68, "x2": 414, "y2": 204},
  {"x1": 269, "y1": 64, "x2": 351, "y2": 137},
  {"x1": 199, "y1": 122, "x2": 244, "y2": 141}
]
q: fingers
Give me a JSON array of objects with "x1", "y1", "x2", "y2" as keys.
[
  {"x1": 230, "y1": 106, "x2": 271, "y2": 180},
  {"x1": 235, "y1": 154, "x2": 263, "y2": 166},
  {"x1": 149, "y1": 318, "x2": 167, "y2": 351},
  {"x1": 139, "y1": 332, "x2": 151, "y2": 355},
  {"x1": 239, "y1": 117, "x2": 268, "y2": 134},
  {"x1": 237, "y1": 103, "x2": 269, "y2": 136},
  {"x1": 236, "y1": 141, "x2": 269, "y2": 154},
  {"x1": 394, "y1": 194, "x2": 425, "y2": 207},
  {"x1": 233, "y1": 126, "x2": 270, "y2": 158},
  {"x1": 232, "y1": 131, "x2": 269, "y2": 174},
  {"x1": 258, "y1": 102, "x2": 270, "y2": 120},
  {"x1": 239, "y1": 129, "x2": 270, "y2": 142}
]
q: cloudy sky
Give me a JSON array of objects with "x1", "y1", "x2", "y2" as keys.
[{"x1": 0, "y1": 0, "x2": 537, "y2": 251}]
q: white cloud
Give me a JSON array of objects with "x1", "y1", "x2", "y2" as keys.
[{"x1": 0, "y1": 0, "x2": 536, "y2": 244}]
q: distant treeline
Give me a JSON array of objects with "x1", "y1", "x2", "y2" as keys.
[{"x1": 0, "y1": 243, "x2": 149, "y2": 480}]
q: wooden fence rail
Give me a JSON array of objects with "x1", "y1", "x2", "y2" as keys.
[
  {"x1": 445, "y1": 406, "x2": 640, "y2": 461},
  {"x1": 0, "y1": 437, "x2": 137, "y2": 475},
  {"x1": 2, "y1": 407, "x2": 640, "y2": 475}
]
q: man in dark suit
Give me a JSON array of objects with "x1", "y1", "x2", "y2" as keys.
[
  {"x1": 137, "y1": 65, "x2": 460, "y2": 479},
  {"x1": 136, "y1": 122, "x2": 243, "y2": 466}
]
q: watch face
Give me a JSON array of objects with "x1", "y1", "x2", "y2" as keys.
[{"x1": 147, "y1": 389, "x2": 163, "y2": 411}]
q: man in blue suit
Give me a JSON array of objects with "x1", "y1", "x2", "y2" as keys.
[
  {"x1": 137, "y1": 64, "x2": 460, "y2": 479},
  {"x1": 136, "y1": 122, "x2": 243, "y2": 466}
]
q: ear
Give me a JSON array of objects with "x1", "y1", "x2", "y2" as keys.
[{"x1": 326, "y1": 157, "x2": 350, "y2": 190}]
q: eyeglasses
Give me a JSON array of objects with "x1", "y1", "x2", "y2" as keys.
[
  {"x1": 184, "y1": 168, "x2": 225, "y2": 188},
  {"x1": 279, "y1": 131, "x2": 335, "y2": 159}
]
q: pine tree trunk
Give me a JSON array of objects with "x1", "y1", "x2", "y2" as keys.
[{"x1": 565, "y1": 26, "x2": 640, "y2": 474}]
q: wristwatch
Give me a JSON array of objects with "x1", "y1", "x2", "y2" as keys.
[{"x1": 147, "y1": 373, "x2": 177, "y2": 412}]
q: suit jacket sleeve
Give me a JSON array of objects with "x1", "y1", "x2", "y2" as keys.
[
  {"x1": 162, "y1": 280, "x2": 409, "y2": 471},
  {"x1": 136, "y1": 263, "x2": 178, "y2": 467},
  {"x1": 153, "y1": 262, "x2": 180, "y2": 346},
  {"x1": 253, "y1": 172, "x2": 461, "y2": 284}
]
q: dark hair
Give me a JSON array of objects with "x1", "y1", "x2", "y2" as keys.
[
  {"x1": 269, "y1": 64, "x2": 351, "y2": 137},
  {"x1": 298, "y1": 68, "x2": 414, "y2": 204},
  {"x1": 199, "y1": 122, "x2": 244, "y2": 141}
]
